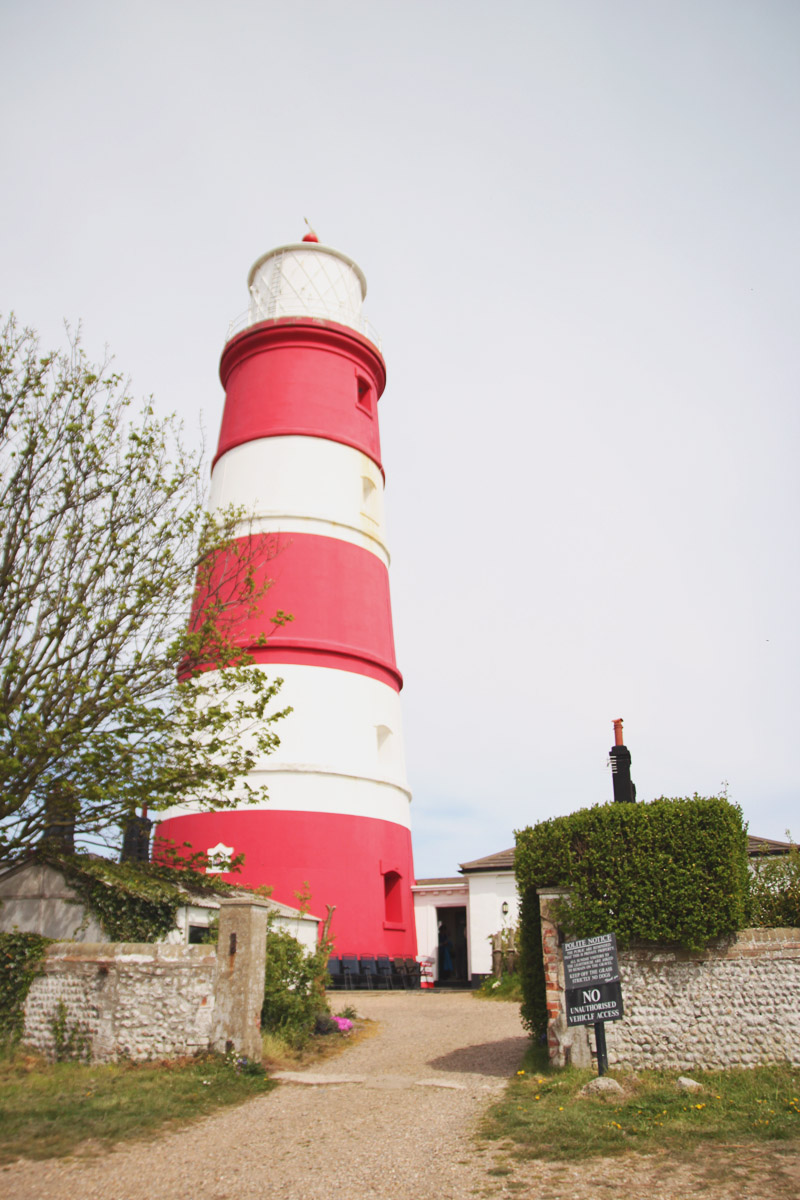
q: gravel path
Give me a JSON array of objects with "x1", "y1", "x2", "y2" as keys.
[
  {"x1": 2, "y1": 992, "x2": 527, "y2": 1200},
  {"x1": 3, "y1": 993, "x2": 798, "y2": 1199}
]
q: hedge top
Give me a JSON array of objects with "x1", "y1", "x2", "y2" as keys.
[{"x1": 515, "y1": 795, "x2": 749, "y2": 952}]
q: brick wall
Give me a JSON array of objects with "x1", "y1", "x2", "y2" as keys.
[{"x1": 537, "y1": 889, "x2": 800, "y2": 1070}]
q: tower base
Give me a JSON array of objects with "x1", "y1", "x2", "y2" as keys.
[{"x1": 154, "y1": 809, "x2": 417, "y2": 957}]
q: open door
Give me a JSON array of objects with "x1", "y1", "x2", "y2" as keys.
[{"x1": 435, "y1": 906, "x2": 468, "y2": 985}]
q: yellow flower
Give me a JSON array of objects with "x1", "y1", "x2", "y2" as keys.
[{"x1": 516, "y1": 1069, "x2": 525, "y2": 1076}]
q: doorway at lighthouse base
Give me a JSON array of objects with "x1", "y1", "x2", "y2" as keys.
[{"x1": 154, "y1": 809, "x2": 416, "y2": 959}]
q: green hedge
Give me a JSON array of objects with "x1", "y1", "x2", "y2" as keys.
[
  {"x1": 517, "y1": 881, "x2": 547, "y2": 1038},
  {"x1": 515, "y1": 796, "x2": 750, "y2": 1038}
]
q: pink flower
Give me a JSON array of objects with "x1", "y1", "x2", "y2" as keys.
[{"x1": 333, "y1": 1016, "x2": 353, "y2": 1032}]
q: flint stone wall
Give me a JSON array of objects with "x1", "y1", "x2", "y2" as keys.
[
  {"x1": 23, "y1": 942, "x2": 217, "y2": 1062},
  {"x1": 609, "y1": 929, "x2": 800, "y2": 1070},
  {"x1": 538, "y1": 890, "x2": 800, "y2": 1070}
]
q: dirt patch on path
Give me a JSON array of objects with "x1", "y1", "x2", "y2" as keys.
[{"x1": 477, "y1": 1140, "x2": 800, "y2": 1199}]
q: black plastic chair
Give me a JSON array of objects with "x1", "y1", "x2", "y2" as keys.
[
  {"x1": 392, "y1": 956, "x2": 411, "y2": 989},
  {"x1": 376, "y1": 954, "x2": 394, "y2": 989},
  {"x1": 341, "y1": 954, "x2": 371, "y2": 989},
  {"x1": 361, "y1": 955, "x2": 389, "y2": 989},
  {"x1": 326, "y1": 956, "x2": 344, "y2": 990},
  {"x1": 404, "y1": 957, "x2": 422, "y2": 989}
]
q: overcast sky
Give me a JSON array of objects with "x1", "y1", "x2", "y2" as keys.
[{"x1": 2, "y1": 0, "x2": 798, "y2": 878}]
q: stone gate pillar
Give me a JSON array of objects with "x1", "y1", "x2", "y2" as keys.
[
  {"x1": 210, "y1": 896, "x2": 271, "y2": 1061},
  {"x1": 537, "y1": 887, "x2": 592, "y2": 1068}
]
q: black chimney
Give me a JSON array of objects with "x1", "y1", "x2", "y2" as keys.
[
  {"x1": 120, "y1": 811, "x2": 152, "y2": 862},
  {"x1": 609, "y1": 718, "x2": 636, "y2": 804}
]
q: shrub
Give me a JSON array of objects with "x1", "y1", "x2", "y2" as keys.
[
  {"x1": 515, "y1": 795, "x2": 750, "y2": 1037},
  {"x1": 314, "y1": 1012, "x2": 340, "y2": 1035},
  {"x1": 749, "y1": 840, "x2": 800, "y2": 928},
  {"x1": 517, "y1": 882, "x2": 547, "y2": 1038},
  {"x1": 261, "y1": 928, "x2": 329, "y2": 1047}
]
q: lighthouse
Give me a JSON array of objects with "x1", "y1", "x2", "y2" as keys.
[{"x1": 156, "y1": 233, "x2": 417, "y2": 957}]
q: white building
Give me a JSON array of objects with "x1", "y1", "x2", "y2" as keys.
[{"x1": 413, "y1": 848, "x2": 519, "y2": 986}]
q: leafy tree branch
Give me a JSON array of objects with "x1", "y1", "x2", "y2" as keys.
[{"x1": 0, "y1": 315, "x2": 290, "y2": 859}]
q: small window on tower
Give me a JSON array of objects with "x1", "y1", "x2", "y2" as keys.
[
  {"x1": 376, "y1": 724, "x2": 392, "y2": 754},
  {"x1": 384, "y1": 870, "x2": 402, "y2": 924},
  {"x1": 361, "y1": 476, "x2": 378, "y2": 523},
  {"x1": 356, "y1": 374, "x2": 373, "y2": 416}
]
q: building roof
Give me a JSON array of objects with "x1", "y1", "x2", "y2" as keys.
[
  {"x1": 413, "y1": 877, "x2": 465, "y2": 888},
  {"x1": 747, "y1": 834, "x2": 796, "y2": 856},
  {"x1": 458, "y1": 848, "x2": 515, "y2": 874}
]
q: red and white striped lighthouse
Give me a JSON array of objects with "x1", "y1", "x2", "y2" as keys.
[{"x1": 157, "y1": 233, "x2": 417, "y2": 957}]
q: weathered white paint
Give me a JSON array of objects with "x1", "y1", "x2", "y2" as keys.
[
  {"x1": 169, "y1": 896, "x2": 320, "y2": 952},
  {"x1": 209, "y1": 436, "x2": 389, "y2": 564}
]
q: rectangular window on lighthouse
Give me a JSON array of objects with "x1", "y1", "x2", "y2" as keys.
[
  {"x1": 384, "y1": 870, "x2": 403, "y2": 925},
  {"x1": 356, "y1": 374, "x2": 373, "y2": 416},
  {"x1": 361, "y1": 476, "x2": 378, "y2": 523}
]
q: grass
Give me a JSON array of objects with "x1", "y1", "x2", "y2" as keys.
[
  {"x1": 481, "y1": 1044, "x2": 800, "y2": 1162},
  {"x1": 260, "y1": 1005, "x2": 371, "y2": 1071},
  {"x1": 0, "y1": 1047, "x2": 276, "y2": 1164},
  {"x1": 0, "y1": 1007, "x2": 370, "y2": 1165},
  {"x1": 472, "y1": 974, "x2": 523, "y2": 1003}
]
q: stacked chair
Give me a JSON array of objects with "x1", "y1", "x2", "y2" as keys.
[
  {"x1": 375, "y1": 955, "x2": 395, "y2": 988},
  {"x1": 326, "y1": 956, "x2": 345, "y2": 989},
  {"x1": 359, "y1": 955, "x2": 391, "y2": 989},
  {"x1": 404, "y1": 957, "x2": 422, "y2": 988},
  {"x1": 326, "y1": 954, "x2": 426, "y2": 990},
  {"x1": 341, "y1": 954, "x2": 371, "y2": 989}
]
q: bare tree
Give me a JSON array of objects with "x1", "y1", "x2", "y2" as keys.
[{"x1": 0, "y1": 316, "x2": 290, "y2": 859}]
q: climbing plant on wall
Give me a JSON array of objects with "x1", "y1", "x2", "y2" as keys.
[
  {"x1": 0, "y1": 931, "x2": 51, "y2": 1041},
  {"x1": 52, "y1": 852, "x2": 239, "y2": 943}
]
